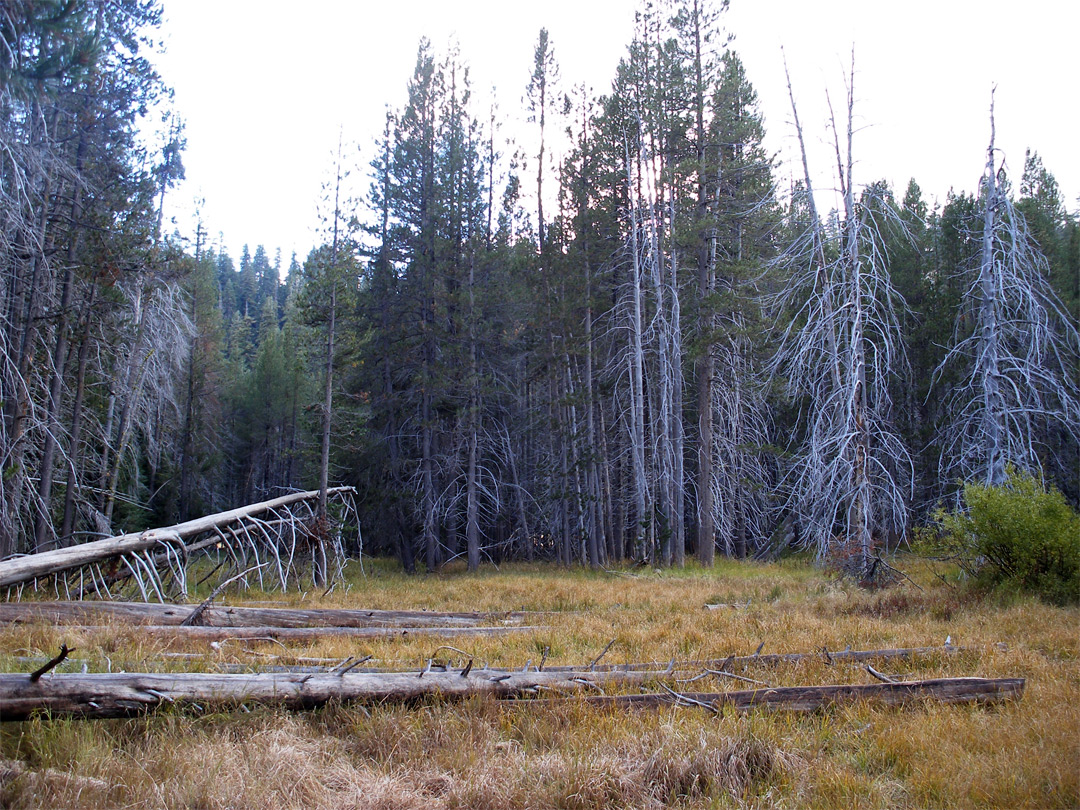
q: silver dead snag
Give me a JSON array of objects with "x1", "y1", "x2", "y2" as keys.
[
  {"x1": 0, "y1": 487, "x2": 358, "y2": 599},
  {"x1": 937, "y1": 93, "x2": 1080, "y2": 489},
  {"x1": 770, "y1": 55, "x2": 913, "y2": 574}
]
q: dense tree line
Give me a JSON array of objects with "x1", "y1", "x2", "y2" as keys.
[
  {"x1": 1, "y1": 0, "x2": 190, "y2": 556},
  {"x1": 2, "y1": 1, "x2": 1076, "y2": 573}
]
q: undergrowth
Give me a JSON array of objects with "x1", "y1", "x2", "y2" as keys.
[{"x1": 922, "y1": 469, "x2": 1080, "y2": 605}]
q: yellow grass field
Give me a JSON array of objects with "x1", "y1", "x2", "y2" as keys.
[{"x1": 1, "y1": 556, "x2": 1077, "y2": 809}]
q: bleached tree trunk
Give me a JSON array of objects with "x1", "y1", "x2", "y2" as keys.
[
  {"x1": 647, "y1": 225, "x2": 674, "y2": 566},
  {"x1": 598, "y1": 406, "x2": 619, "y2": 561},
  {"x1": 101, "y1": 280, "x2": 150, "y2": 525},
  {"x1": 835, "y1": 92, "x2": 875, "y2": 570},
  {"x1": 667, "y1": 194, "x2": 686, "y2": 566},
  {"x1": 0, "y1": 486, "x2": 356, "y2": 592},
  {"x1": 584, "y1": 260, "x2": 602, "y2": 568},
  {"x1": 421, "y1": 383, "x2": 437, "y2": 570},
  {"x1": 625, "y1": 141, "x2": 650, "y2": 561},
  {"x1": 502, "y1": 423, "x2": 532, "y2": 559},
  {"x1": 465, "y1": 412, "x2": 480, "y2": 570},
  {"x1": 978, "y1": 146, "x2": 1007, "y2": 487}
]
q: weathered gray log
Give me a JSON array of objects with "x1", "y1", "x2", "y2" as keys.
[
  {"x1": 0, "y1": 671, "x2": 1023, "y2": 721},
  {"x1": 519, "y1": 677, "x2": 1026, "y2": 713},
  {"x1": 539, "y1": 645, "x2": 962, "y2": 673},
  {"x1": 18, "y1": 624, "x2": 542, "y2": 643},
  {"x1": 0, "y1": 487, "x2": 356, "y2": 589},
  {"x1": 0, "y1": 601, "x2": 524, "y2": 628},
  {"x1": 0, "y1": 668, "x2": 655, "y2": 720}
]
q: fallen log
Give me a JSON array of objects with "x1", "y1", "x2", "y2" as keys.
[
  {"x1": 0, "y1": 601, "x2": 524, "y2": 628},
  {"x1": 539, "y1": 645, "x2": 962, "y2": 673},
  {"x1": 0, "y1": 669, "x2": 1023, "y2": 721},
  {"x1": 17, "y1": 624, "x2": 543, "y2": 643},
  {"x1": 0, "y1": 487, "x2": 356, "y2": 590},
  {"x1": 520, "y1": 677, "x2": 1025, "y2": 713},
  {"x1": 0, "y1": 667, "x2": 655, "y2": 720}
]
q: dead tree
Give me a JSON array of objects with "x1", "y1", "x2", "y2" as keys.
[
  {"x1": 936, "y1": 94, "x2": 1080, "y2": 488},
  {"x1": 0, "y1": 668, "x2": 1023, "y2": 720},
  {"x1": 769, "y1": 57, "x2": 913, "y2": 572},
  {"x1": 0, "y1": 487, "x2": 358, "y2": 599}
]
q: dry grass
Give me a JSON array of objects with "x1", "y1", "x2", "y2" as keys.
[{"x1": 1, "y1": 556, "x2": 1077, "y2": 809}]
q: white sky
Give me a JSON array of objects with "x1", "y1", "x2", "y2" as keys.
[{"x1": 154, "y1": 0, "x2": 1078, "y2": 266}]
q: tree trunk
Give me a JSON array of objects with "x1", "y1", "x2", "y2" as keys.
[
  {"x1": 979, "y1": 109, "x2": 1007, "y2": 487},
  {"x1": 693, "y1": 5, "x2": 715, "y2": 566},
  {"x1": 315, "y1": 284, "x2": 335, "y2": 588},
  {"x1": 626, "y1": 143, "x2": 649, "y2": 562},
  {"x1": 101, "y1": 279, "x2": 150, "y2": 525}
]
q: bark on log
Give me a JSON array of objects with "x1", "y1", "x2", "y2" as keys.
[
  {"x1": 0, "y1": 487, "x2": 356, "y2": 588},
  {"x1": 0, "y1": 601, "x2": 524, "y2": 628},
  {"x1": 0, "y1": 671, "x2": 1022, "y2": 721},
  {"x1": 518, "y1": 677, "x2": 1025, "y2": 713},
  {"x1": 0, "y1": 668, "x2": 655, "y2": 720},
  {"x1": 19, "y1": 625, "x2": 543, "y2": 643}
]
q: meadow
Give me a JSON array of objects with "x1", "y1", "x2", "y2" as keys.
[{"x1": 1, "y1": 556, "x2": 1076, "y2": 809}]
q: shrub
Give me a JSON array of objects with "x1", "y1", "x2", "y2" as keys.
[{"x1": 930, "y1": 469, "x2": 1080, "y2": 604}]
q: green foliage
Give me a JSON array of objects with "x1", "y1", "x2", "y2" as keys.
[{"x1": 929, "y1": 469, "x2": 1080, "y2": 604}]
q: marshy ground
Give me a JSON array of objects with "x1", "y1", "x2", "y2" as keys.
[{"x1": 1, "y1": 556, "x2": 1076, "y2": 808}]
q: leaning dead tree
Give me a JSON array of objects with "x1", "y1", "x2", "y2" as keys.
[
  {"x1": 768, "y1": 57, "x2": 913, "y2": 572},
  {"x1": 0, "y1": 487, "x2": 359, "y2": 600},
  {"x1": 936, "y1": 94, "x2": 1080, "y2": 488}
]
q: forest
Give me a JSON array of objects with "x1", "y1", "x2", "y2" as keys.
[{"x1": 2, "y1": 0, "x2": 1078, "y2": 578}]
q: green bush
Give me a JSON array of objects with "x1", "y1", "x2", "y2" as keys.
[{"x1": 932, "y1": 469, "x2": 1080, "y2": 605}]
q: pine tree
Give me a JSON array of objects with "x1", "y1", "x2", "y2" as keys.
[
  {"x1": 701, "y1": 51, "x2": 780, "y2": 559},
  {"x1": 178, "y1": 251, "x2": 225, "y2": 521}
]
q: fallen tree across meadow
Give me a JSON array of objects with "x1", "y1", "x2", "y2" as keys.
[
  {"x1": 0, "y1": 600, "x2": 528, "y2": 628},
  {"x1": 526, "y1": 677, "x2": 1026, "y2": 713},
  {"x1": 16, "y1": 624, "x2": 542, "y2": 644},
  {"x1": 0, "y1": 488, "x2": 359, "y2": 599},
  {"x1": 0, "y1": 666, "x2": 1023, "y2": 721},
  {"x1": 0, "y1": 667, "x2": 657, "y2": 720}
]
